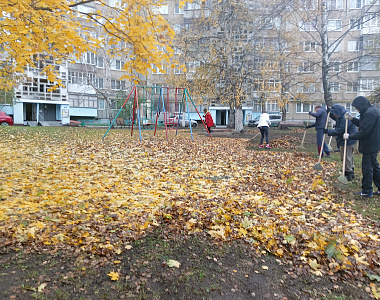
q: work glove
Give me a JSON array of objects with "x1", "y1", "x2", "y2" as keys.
[
  {"x1": 326, "y1": 107, "x2": 330, "y2": 113},
  {"x1": 305, "y1": 125, "x2": 311, "y2": 129},
  {"x1": 323, "y1": 129, "x2": 328, "y2": 134},
  {"x1": 343, "y1": 133, "x2": 349, "y2": 140},
  {"x1": 345, "y1": 112, "x2": 353, "y2": 120},
  {"x1": 308, "y1": 111, "x2": 312, "y2": 115}
]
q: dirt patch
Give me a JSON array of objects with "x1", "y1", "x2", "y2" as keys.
[{"x1": 0, "y1": 231, "x2": 371, "y2": 300}]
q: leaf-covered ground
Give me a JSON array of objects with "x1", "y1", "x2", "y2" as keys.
[{"x1": 1, "y1": 127, "x2": 379, "y2": 299}]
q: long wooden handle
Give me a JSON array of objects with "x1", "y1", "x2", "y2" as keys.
[
  {"x1": 301, "y1": 114, "x2": 311, "y2": 146},
  {"x1": 317, "y1": 111, "x2": 330, "y2": 163},
  {"x1": 342, "y1": 118, "x2": 349, "y2": 176}
]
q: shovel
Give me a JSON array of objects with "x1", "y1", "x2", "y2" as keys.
[
  {"x1": 314, "y1": 111, "x2": 331, "y2": 170},
  {"x1": 337, "y1": 118, "x2": 349, "y2": 184},
  {"x1": 298, "y1": 114, "x2": 310, "y2": 149}
]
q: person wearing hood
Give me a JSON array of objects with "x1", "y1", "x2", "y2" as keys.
[
  {"x1": 257, "y1": 111, "x2": 271, "y2": 148},
  {"x1": 325, "y1": 104, "x2": 357, "y2": 181},
  {"x1": 306, "y1": 105, "x2": 331, "y2": 157},
  {"x1": 344, "y1": 96, "x2": 380, "y2": 197}
]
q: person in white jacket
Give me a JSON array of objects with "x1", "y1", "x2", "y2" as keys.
[{"x1": 257, "y1": 111, "x2": 271, "y2": 148}]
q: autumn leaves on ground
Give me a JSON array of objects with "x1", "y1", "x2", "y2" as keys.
[{"x1": 1, "y1": 127, "x2": 379, "y2": 299}]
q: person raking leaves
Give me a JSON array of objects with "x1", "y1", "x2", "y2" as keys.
[
  {"x1": 343, "y1": 96, "x2": 380, "y2": 197},
  {"x1": 324, "y1": 104, "x2": 357, "y2": 181},
  {"x1": 306, "y1": 105, "x2": 331, "y2": 158},
  {"x1": 257, "y1": 111, "x2": 271, "y2": 149}
]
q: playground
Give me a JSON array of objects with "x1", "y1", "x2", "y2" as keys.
[
  {"x1": 0, "y1": 126, "x2": 379, "y2": 300},
  {"x1": 103, "y1": 86, "x2": 211, "y2": 142}
]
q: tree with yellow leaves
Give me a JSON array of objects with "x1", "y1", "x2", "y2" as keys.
[{"x1": 0, "y1": 0, "x2": 174, "y2": 90}]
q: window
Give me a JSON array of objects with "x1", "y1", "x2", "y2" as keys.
[
  {"x1": 345, "y1": 103, "x2": 354, "y2": 112},
  {"x1": 331, "y1": 61, "x2": 340, "y2": 72},
  {"x1": 262, "y1": 18, "x2": 273, "y2": 29},
  {"x1": 116, "y1": 60, "x2": 123, "y2": 70},
  {"x1": 265, "y1": 102, "x2": 279, "y2": 112},
  {"x1": 325, "y1": 0, "x2": 343, "y2": 10},
  {"x1": 153, "y1": 83, "x2": 161, "y2": 94},
  {"x1": 96, "y1": 78, "x2": 104, "y2": 89},
  {"x1": 109, "y1": 0, "x2": 121, "y2": 7},
  {"x1": 348, "y1": 40, "x2": 361, "y2": 51},
  {"x1": 111, "y1": 80, "x2": 125, "y2": 90},
  {"x1": 327, "y1": 19, "x2": 342, "y2": 31},
  {"x1": 347, "y1": 82, "x2": 358, "y2": 93},
  {"x1": 153, "y1": 4, "x2": 168, "y2": 14},
  {"x1": 174, "y1": 65, "x2": 181, "y2": 74},
  {"x1": 361, "y1": 57, "x2": 379, "y2": 70},
  {"x1": 350, "y1": 18, "x2": 362, "y2": 30},
  {"x1": 96, "y1": 56, "x2": 104, "y2": 68},
  {"x1": 98, "y1": 98, "x2": 105, "y2": 110},
  {"x1": 296, "y1": 102, "x2": 314, "y2": 113},
  {"x1": 297, "y1": 83, "x2": 315, "y2": 93},
  {"x1": 87, "y1": 73, "x2": 96, "y2": 85},
  {"x1": 174, "y1": 3, "x2": 183, "y2": 14},
  {"x1": 300, "y1": 41, "x2": 316, "y2": 52},
  {"x1": 363, "y1": 13, "x2": 380, "y2": 28},
  {"x1": 330, "y1": 82, "x2": 339, "y2": 93},
  {"x1": 360, "y1": 79, "x2": 376, "y2": 91},
  {"x1": 86, "y1": 52, "x2": 96, "y2": 65},
  {"x1": 111, "y1": 59, "x2": 124, "y2": 70},
  {"x1": 329, "y1": 40, "x2": 342, "y2": 53},
  {"x1": 350, "y1": 0, "x2": 364, "y2": 8},
  {"x1": 298, "y1": 61, "x2": 315, "y2": 73},
  {"x1": 299, "y1": 21, "x2": 317, "y2": 31},
  {"x1": 152, "y1": 64, "x2": 164, "y2": 74},
  {"x1": 347, "y1": 61, "x2": 359, "y2": 72},
  {"x1": 363, "y1": 39, "x2": 375, "y2": 50},
  {"x1": 284, "y1": 62, "x2": 292, "y2": 73},
  {"x1": 299, "y1": 0, "x2": 316, "y2": 10}
]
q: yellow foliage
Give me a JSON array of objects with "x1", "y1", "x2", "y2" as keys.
[{"x1": 0, "y1": 0, "x2": 174, "y2": 89}]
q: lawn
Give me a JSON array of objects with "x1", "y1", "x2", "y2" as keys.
[{"x1": 0, "y1": 126, "x2": 379, "y2": 300}]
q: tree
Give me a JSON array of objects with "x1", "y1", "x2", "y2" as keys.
[
  {"x1": 173, "y1": 0, "x2": 306, "y2": 131},
  {"x1": 289, "y1": 0, "x2": 380, "y2": 108},
  {"x1": 0, "y1": 0, "x2": 174, "y2": 90}
]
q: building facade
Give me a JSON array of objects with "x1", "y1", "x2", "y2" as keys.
[{"x1": 3, "y1": 0, "x2": 380, "y2": 126}]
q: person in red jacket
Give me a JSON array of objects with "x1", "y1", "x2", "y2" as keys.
[{"x1": 203, "y1": 108, "x2": 214, "y2": 134}]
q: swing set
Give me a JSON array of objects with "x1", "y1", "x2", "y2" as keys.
[{"x1": 102, "y1": 86, "x2": 212, "y2": 141}]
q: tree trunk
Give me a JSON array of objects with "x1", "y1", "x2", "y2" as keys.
[
  {"x1": 281, "y1": 106, "x2": 287, "y2": 121},
  {"x1": 234, "y1": 107, "x2": 244, "y2": 133},
  {"x1": 228, "y1": 102, "x2": 235, "y2": 128},
  {"x1": 321, "y1": 3, "x2": 333, "y2": 108}
]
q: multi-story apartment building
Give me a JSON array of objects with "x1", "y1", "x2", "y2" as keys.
[
  {"x1": 150, "y1": 0, "x2": 380, "y2": 126},
  {"x1": 5, "y1": 0, "x2": 380, "y2": 126}
]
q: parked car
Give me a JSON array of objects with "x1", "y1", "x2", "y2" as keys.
[
  {"x1": 0, "y1": 111, "x2": 14, "y2": 126},
  {"x1": 248, "y1": 113, "x2": 282, "y2": 127},
  {"x1": 168, "y1": 116, "x2": 198, "y2": 127}
]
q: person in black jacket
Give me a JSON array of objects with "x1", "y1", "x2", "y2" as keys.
[
  {"x1": 325, "y1": 104, "x2": 357, "y2": 181},
  {"x1": 306, "y1": 105, "x2": 331, "y2": 157},
  {"x1": 344, "y1": 96, "x2": 380, "y2": 197}
]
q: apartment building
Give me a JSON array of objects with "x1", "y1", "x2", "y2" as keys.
[
  {"x1": 6, "y1": 0, "x2": 380, "y2": 126},
  {"x1": 150, "y1": 0, "x2": 380, "y2": 126}
]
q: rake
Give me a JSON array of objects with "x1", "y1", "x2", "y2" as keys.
[
  {"x1": 298, "y1": 114, "x2": 310, "y2": 149},
  {"x1": 314, "y1": 111, "x2": 331, "y2": 171},
  {"x1": 337, "y1": 118, "x2": 349, "y2": 184}
]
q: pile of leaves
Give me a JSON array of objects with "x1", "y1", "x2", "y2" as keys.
[
  {"x1": 270, "y1": 135, "x2": 302, "y2": 149},
  {"x1": 0, "y1": 128, "x2": 379, "y2": 297}
]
